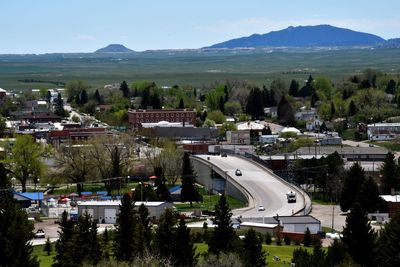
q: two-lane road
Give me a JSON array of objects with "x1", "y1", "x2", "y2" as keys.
[{"x1": 195, "y1": 155, "x2": 306, "y2": 218}]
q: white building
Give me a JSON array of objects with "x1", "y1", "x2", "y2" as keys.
[
  {"x1": 78, "y1": 200, "x2": 173, "y2": 224},
  {"x1": 367, "y1": 123, "x2": 400, "y2": 141}
]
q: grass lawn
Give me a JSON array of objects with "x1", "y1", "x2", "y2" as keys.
[
  {"x1": 33, "y1": 244, "x2": 55, "y2": 267},
  {"x1": 194, "y1": 243, "x2": 317, "y2": 266},
  {"x1": 376, "y1": 141, "x2": 400, "y2": 151},
  {"x1": 175, "y1": 194, "x2": 246, "y2": 212}
]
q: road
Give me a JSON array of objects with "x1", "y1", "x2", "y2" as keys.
[{"x1": 195, "y1": 155, "x2": 308, "y2": 218}]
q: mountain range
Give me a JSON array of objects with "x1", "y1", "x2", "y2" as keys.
[{"x1": 207, "y1": 25, "x2": 388, "y2": 48}]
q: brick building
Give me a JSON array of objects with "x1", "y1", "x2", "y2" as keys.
[{"x1": 128, "y1": 109, "x2": 196, "y2": 129}]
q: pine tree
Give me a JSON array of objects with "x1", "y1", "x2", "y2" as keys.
[
  {"x1": 54, "y1": 211, "x2": 76, "y2": 267},
  {"x1": 208, "y1": 194, "x2": 237, "y2": 255},
  {"x1": 113, "y1": 193, "x2": 137, "y2": 261},
  {"x1": 356, "y1": 176, "x2": 381, "y2": 213},
  {"x1": 348, "y1": 100, "x2": 358, "y2": 116},
  {"x1": 136, "y1": 203, "x2": 151, "y2": 255},
  {"x1": 178, "y1": 98, "x2": 185, "y2": 109},
  {"x1": 341, "y1": 202, "x2": 376, "y2": 267},
  {"x1": 329, "y1": 102, "x2": 335, "y2": 120},
  {"x1": 155, "y1": 208, "x2": 177, "y2": 259},
  {"x1": 120, "y1": 80, "x2": 130, "y2": 98},
  {"x1": 219, "y1": 95, "x2": 225, "y2": 113},
  {"x1": 241, "y1": 228, "x2": 266, "y2": 267},
  {"x1": 44, "y1": 237, "x2": 52, "y2": 256},
  {"x1": 277, "y1": 95, "x2": 295, "y2": 126},
  {"x1": 172, "y1": 218, "x2": 197, "y2": 267},
  {"x1": 54, "y1": 93, "x2": 66, "y2": 117},
  {"x1": 310, "y1": 90, "x2": 319, "y2": 107},
  {"x1": 380, "y1": 152, "x2": 399, "y2": 194},
  {"x1": 181, "y1": 153, "x2": 201, "y2": 207},
  {"x1": 339, "y1": 162, "x2": 365, "y2": 212},
  {"x1": 75, "y1": 212, "x2": 101, "y2": 265},
  {"x1": 94, "y1": 89, "x2": 103, "y2": 104},
  {"x1": 303, "y1": 227, "x2": 312, "y2": 247},
  {"x1": 386, "y1": 79, "x2": 397, "y2": 94},
  {"x1": 311, "y1": 244, "x2": 326, "y2": 267},
  {"x1": 262, "y1": 126, "x2": 272, "y2": 135},
  {"x1": 246, "y1": 87, "x2": 264, "y2": 120},
  {"x1": 376, "y1": 211, "x2": 400, "y2": 267},
  {"x1": 155, "y1": 176, "x2": 171, "y2": 201},
  {"x1": 292, "y1": 248, "x2": 312, "y2": 267},
  {"x1": 0, "y1": 162, "x2": 10, "y2": 189},
  {"x1": 152, "y1": 93, "x2": 162, "y2": 109},
  {"x1": 141, "y1": 88, "x2": 151, "y2": 109},
  {"x1": 0, "y1": 190, "x2": 39, "y2": 267},
  {"x1": 289, "y1": 79, "x2": 299, "y2": 97},
  {"x1": 325, "y1": 239, "x2": 348, "y2": 267},
  {"x1": 79, "y1": 89, "x2": 88, "y2": 105}
]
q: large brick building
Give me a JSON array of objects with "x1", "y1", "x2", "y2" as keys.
[{"x1": 128, "y1": 109, "x2": 196, "y2": 129}]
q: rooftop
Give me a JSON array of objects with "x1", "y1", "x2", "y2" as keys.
[
  {"x1": 77, "y1": 200, "x2": 167, "y2": 207},
  {"x1": 295, "y1": 146, "x2": 389, "y2": 155}
]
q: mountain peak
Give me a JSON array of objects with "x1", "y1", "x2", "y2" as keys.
[
  {"x1": 95, "y1": 44, "x2": 134, "y2": 53},
  {"x1": 208, "y1": 24, "x2": 385, "y2": 48}
]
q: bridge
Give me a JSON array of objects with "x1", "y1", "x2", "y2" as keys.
[{"x1": 191, "y1": 154, "x2": 312, "y2": 218}]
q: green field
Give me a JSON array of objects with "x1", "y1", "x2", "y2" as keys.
[
  {"x1": 1, "y1": 48, "x2": 400, "y2": 90},
  {"x1": 34, "y1": 242, "x2": 317, "y2": 267}
]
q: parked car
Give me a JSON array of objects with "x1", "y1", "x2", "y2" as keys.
[
  {"x1": 235, "y1": 169, "x2": 242, "y2": 176},
  {"x1": 221, "y1": 153, "x2": 227, "y2": 157},
  {"x1": 258, "y1": 205, "x2": 265, "y2": 211},
  {"x1": 35, "y1": 229, "x2": 45, "y2": 239}
]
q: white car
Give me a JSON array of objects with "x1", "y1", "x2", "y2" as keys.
[
  {"x1": 326, "y1": 232, "x2": 342, "y2": 239},
  {"x1": 258, "y1": 205, "x2": 265, "y2": 211}
]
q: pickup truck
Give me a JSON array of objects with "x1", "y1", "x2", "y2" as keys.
[{"x1": 286, "y1": 191, "x2": 297, "y2": 203}]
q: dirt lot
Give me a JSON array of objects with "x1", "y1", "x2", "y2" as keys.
[{"x1": 311, "y1": 204, "x2": 347, "y2": 231}]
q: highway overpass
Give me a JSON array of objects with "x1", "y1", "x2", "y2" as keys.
[{"x1": 192, "y1": 154, "x2": 311, "y2": 218}]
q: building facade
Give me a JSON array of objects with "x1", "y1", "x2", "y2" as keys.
[
  {"x1": 367, "y1": 123, "x2": 400, "y2": 141},
  {"x1": 128, "y1": 109, "x2": 196, "y2": 129}
]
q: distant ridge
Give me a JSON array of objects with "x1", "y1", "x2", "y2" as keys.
[
  {"x1": 95, "y1": 44, "x2": 134, "y2": 53},
  {"x1": 208, "y1": 25, "x2": 386, "y2": 48}
]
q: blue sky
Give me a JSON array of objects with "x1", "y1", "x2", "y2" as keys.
[{"x1": 1, "y1": 0, "x2": 399, "y2": 53}]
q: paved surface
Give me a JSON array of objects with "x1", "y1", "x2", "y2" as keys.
[
  {"x1": 310, "y1": 204, "x2": 346, "y2": 232},
  {"x1": 195, "y1": 155, "x2": 307, "y2": 218}
]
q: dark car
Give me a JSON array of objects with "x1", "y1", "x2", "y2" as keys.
[
  {"x1": 221, "y1": 153, "x2": 227, "y2": 157},
  {"x1": 235, "y1": 169, "x2": 242, "y2": 176}
]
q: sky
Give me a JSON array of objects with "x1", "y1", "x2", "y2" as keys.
[{"x1": 1, "y1": 0, "x2": 399, "y2": 54}]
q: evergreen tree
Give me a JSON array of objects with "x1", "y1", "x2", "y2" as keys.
[
  {"x1": 310, "y1": 89, "x2": 319, "y2": 108},
  {"x1": 75, "y1": 212, "x2": 101, "y2": 265},
  {"x1": 386, "y1": 79, "x2": 396, "y2": 94},
  {"x1": 246, "y1": 87, "x2": 264, "y2": 120},
  {"x1": 155, "y1": 208, "x2": 177, "y2": 259},
  {"x1": 303, "y1": 227, "x2": 312, "y2": 247},
  {"x1": 141, "y1": 88, "x2": 151, "y2": 109},
  {"x1": 113, "y1": 193, "x2": 137, "y2": 261},
  {"x1": 376, "y1": 211, "x2": 400, "y2": 267},
  {"x1": 155, "y1": 176, "x2": 171, "y2": 201},
  {"x1": 136, "y1": 203, "x2": 151, "y2": 255},
  {"x1": 381, "y1": 152, "x2": 399, "y2": 194},
  {"x1": 269, "y1": 89, "x2": 277, "y2": 106},
  {"x1": 339, "y1": 162, "x2": 365, "y2": 212},
  {"x1": 93, "y1": 89, "x2": 103, "y2": 104},
  {"x1": 329, "y1": 102, "x2": 335, "y2": 120},
  {"x1": 325, "y1": 239, "x2": 348, "y2": 267},
  {"x1": 341, "y1": 202, "x2": 376, "y2": 267},
  {"x1": 219, "y1": 95, "x2": 225, "y2": 113},
  {"x1": 54, "y1": 93, "x2": 66, "y2": 117},
  {"x1": 54, "y1": 211, "x2": 76, "y2": 267},
  {"x1": 120, "y1": 80, "x2": 130, "y2": 98},
  {"x1": 0, "y1": 190, "x2": 39, "y2": 267},
  {"x1": 292, "y1": 248, "x2": 312, "y2": 267},
  {"x1": 277, "y1": 95, "x2": 295, "y2": 126},
  {"x1": 181, "y1": 153, "x2": 201, "y2": 207},
  {"x1": 261, "y1": 126, "x2": 272, "y2": 135},
  {"x1": 356, "y1": 176, "x2": 381, "y2": 213},
  {"x1": 178, "y1": 98, "x2": 185, "y2": 109},
  {"x1": 208, "y1": 194, "x2": 237, "y2": 255},
  {"x1": 79, "y1": 89, "x2": 88, "y2": 105},
  {"x1": 348, "y1": 100, "x2": 357, "y2": 116},
  {"x1": 241, "y1": 228, "x2": 266, "y2": 267},
  {"x1": 172, "y1": 218, "x2": 197, "y2": 267},
  {"x1": 46, "y1": 90, "x2": 52, "y2": 102},
  {"x1": 311, "y1": 244, "x2": 326, "y2": 267},
  {"x1": 44, "y1": 237, "x2": 52, "y2": 256},
  {"x1": 262, "y1": 86, "x2": 271, "y2": 107},
  {"x1": 152, "y1": 93, "x2": 162, "y2": 109},
  {"x1": 0, "y1": 162, "x2": 10, "y2": 189},
  {"x1": 289, "y1": 79, "x2": 299, "y2": 97}
]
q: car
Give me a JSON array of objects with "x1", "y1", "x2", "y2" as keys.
[
  {"x1": 221, "y1": 153, "x2": 227, "y2": 157},
  {"x1": 326, "y1": 232, "x2": 342, "y2": 239},
  {"x1": 235, "y1": 169, "x2": 242, "y2": 176},
  {"x1": 35, "y1": 229, "x2": 45, "y2": 239},
  {"x1": 258, "y1": 205, "x2": 265, "y2": 211}
]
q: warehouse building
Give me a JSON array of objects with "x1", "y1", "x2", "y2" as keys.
[{"x1": 77, "y1": 200, "x2": 173, "y2": 224}]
